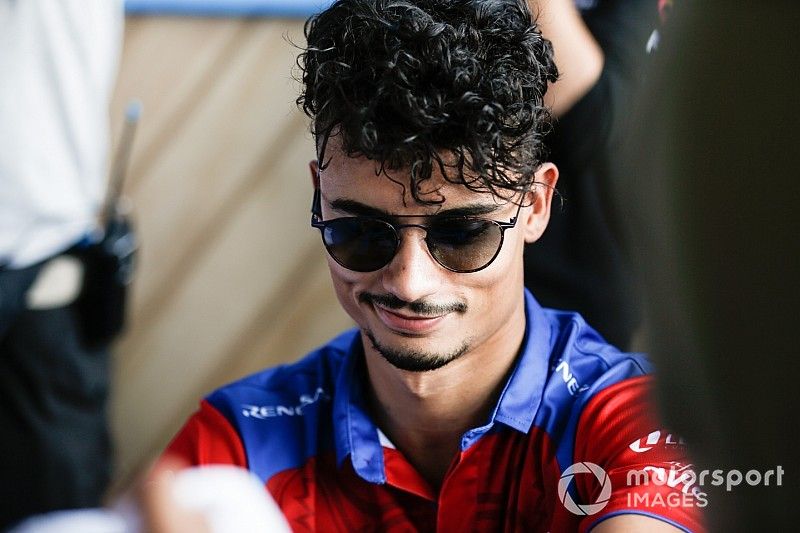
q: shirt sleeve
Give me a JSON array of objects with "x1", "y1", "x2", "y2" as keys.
[
  {"x1": 573, "y1": 376, "x2": 706, "y2": 532},
  {"x1": 163, "y1": 399, "x2": 248, "y2": 468}
]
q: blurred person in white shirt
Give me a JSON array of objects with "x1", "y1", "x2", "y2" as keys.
[{"x1": 0, "y1": 0, "x2": 124, "y2": 528}]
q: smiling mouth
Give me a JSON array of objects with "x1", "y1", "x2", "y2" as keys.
[{"x1": 372, "y1": 304, "x2": 446, "y2": 335}]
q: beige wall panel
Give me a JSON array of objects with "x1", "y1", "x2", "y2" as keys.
[{"x1": 109, "y1": 16, "x2": 352, "y2": 484}]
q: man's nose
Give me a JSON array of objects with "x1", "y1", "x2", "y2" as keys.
[{"x1": 380, "y1": 228, "x2": 443, "y2": 304}]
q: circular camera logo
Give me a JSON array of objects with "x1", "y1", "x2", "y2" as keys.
[{"x1": 558, "y1": 462, "x2": 612, "y2": 516}]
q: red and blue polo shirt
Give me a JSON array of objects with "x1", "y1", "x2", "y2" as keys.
[{"x1": 166, "y1": 290, "x2": 705, "y2": 531}]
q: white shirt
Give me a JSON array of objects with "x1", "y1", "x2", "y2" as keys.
[{"x1": 0, "y1": 0, "x2": 123, "y2": 268}]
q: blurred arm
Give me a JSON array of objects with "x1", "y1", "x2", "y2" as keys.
[{"x1": 531, "y1": 0, "x2": 604, "y2": 117}]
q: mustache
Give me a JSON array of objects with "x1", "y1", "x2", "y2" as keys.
[{"x1": 359, "y1": 292, "x2": 467, "y2": 316}]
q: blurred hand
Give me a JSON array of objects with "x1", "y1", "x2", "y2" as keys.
[
  {"x1": 136, "y1": 457, "x2": 291, "y2": 533},
  {"x1": 138, "y1": 457, "x2": 211, "y2": 533}
]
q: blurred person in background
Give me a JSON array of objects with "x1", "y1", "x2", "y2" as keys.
[
  {"x1": 620, "y1": 1, "x2": 799, "y2": 530},
  {"x1": 161, "y1": 0, "x2": 702, "y2": 530},
  {"x1": 0, "y1": 0, "x2": 124, "y2": 528},
  {"x1": 524, "y1": 0, "x2": 667, "y2": 349}
]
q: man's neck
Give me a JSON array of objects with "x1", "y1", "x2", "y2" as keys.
[{"x1": 362, "y1": 307, "x2": 526, "y2": 493}]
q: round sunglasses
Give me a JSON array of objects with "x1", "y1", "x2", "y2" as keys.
[{"x1": 310, "y1": 189, "x2": 524, "y2": 273}]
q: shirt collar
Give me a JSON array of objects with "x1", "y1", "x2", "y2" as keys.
[
  {"x1": 332, "y1": 334, "x2": 387, "y2": 482},
  {"x1": 453, "y1": 289, "x2": 554, "y2": 450},
  {"x1": 489, "y1": 288, "x2": 554, "y2": 432}
]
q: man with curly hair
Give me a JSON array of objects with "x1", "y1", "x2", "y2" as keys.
[{"x1": 165, "y1": 1, "x2": 704, "y2": 530}]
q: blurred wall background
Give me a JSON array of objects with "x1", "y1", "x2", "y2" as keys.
[{"x1": 108, "y1": 15, "x2": 352, "y2": 486}]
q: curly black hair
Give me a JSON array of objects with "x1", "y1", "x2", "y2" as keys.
[{"x1": 297, "y1": 0, "x2": 558, "y2": 204}]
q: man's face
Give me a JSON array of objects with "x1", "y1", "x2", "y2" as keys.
[{"x1": 314, "y1": 140, "x2": 557, "y2": 372}]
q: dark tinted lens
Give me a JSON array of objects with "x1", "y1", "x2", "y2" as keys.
[
  {"x1": 426, "y1": 218, "x2": 502, "y2": 272},
  {"x1": 322, "y1": 218, "x2": 398, "y2": 272}
]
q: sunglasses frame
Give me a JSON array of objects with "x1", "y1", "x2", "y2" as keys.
[{"x1": 310, "y1": 188, "x2": 524, "y2": 273}]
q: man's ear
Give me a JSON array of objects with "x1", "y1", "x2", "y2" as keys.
[
  {"x1": 309, "y1": 160, "x2": 320, "y2": 189},
  {"x1": 521, "y1": 162, "x2": 559, "y2": 243}
]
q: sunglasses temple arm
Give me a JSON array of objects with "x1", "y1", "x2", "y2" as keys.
[{"x1": 311, "y1": 188, "x2": 321, "y2": 218}]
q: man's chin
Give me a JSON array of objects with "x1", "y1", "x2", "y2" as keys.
[{"x1": 364, "y1": 329, "x2": 469, "y2": 372}]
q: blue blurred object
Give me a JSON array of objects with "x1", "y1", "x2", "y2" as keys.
[{"x1": 125, "y1": 0, "x2": 333, "y2": 17}]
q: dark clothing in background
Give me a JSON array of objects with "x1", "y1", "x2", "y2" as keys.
[
  {"x1": 524, "y1": 0, "x2": 661, "y2": 349},
  {"x1": 0, "y1": 262, "x2": 111, "y2": 530},
  {"x1": 620, "y1": 3, "x2": 800, "y2": 530}
]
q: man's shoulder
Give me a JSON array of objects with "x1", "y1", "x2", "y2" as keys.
[
  {"x1": 532, "y1": 307, "x2": 662, "y2": 467},
  {"x1": 532, "y1": 307, "x2": 653, "y2": 433},
  {"x1": 516, "y1": 293, "x2": 653, "y2": 427},
  {"x1": 167, "y1": 329, "x2": 360, "y2": 482},
  {"x1": 543, "y1": 306, "x2": 652, "y2": 382},
  {"x1": 205, "y1": 328, "x2": 359, "y2": 420}
]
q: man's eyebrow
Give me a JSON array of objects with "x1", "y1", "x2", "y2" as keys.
[{"x1": 328, "y1": 198, "x2": 503, "y2": 218}]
